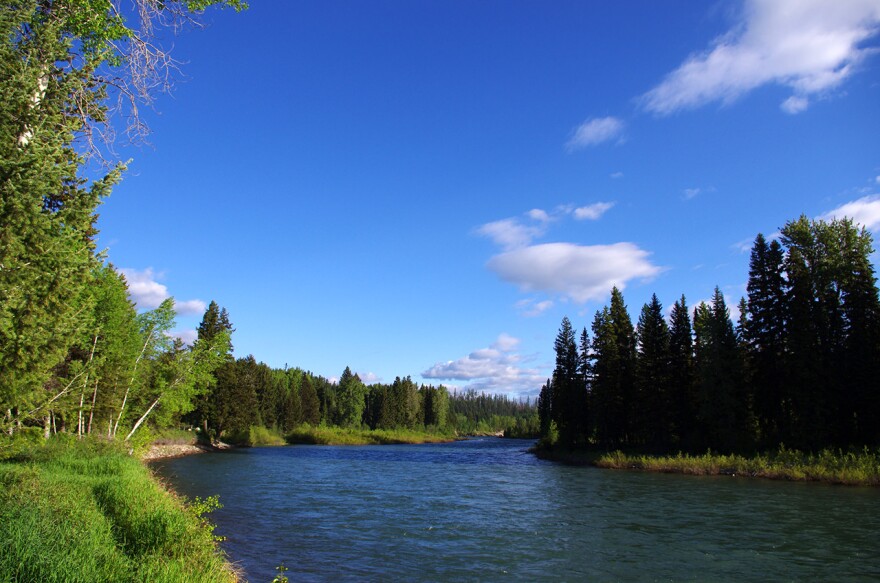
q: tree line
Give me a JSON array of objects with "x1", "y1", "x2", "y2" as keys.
[
  {"x1": 539, "y1": 216, "x2": 880, "y2": 453},
  {"x1": 180, "y1": 305, "x2": 536, "y2": 440}
]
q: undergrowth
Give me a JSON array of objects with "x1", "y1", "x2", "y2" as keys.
[{"x1": 0, "y1": 436, "x2": 235, "y2": 582}]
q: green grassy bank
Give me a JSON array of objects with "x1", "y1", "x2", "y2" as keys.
[
  {"x1": 0, "y1": 437, "x2": 235, "y2": 583},
  {"x1": 285, "y1": 425, "x2": 457, "y2": 445},
  {"x1": 534, "y1": 444, "x2": 880, "y2": 486}
]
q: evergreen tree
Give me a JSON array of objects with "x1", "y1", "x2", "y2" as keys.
[
  {"x1": 537, "y1": 379, "x2": 553, "y2": 439},
  {"x1": 668, "y1": 295, "x2": 696, "y2": 448},
  {"x1": 693, "y1": 289, "x2": 749, "y2": 451},
  {"x1": 299, "y1": 375, "x2": 321, "y2": 426},
  {"x1": 589, "y1": 288, "x2": 636, "y2": 446},
  {"x1": 336, "y1": 366, "x2": 367, "y2": 428},
  {"x1": 186, "y1": 301, "x2": 234, "y2": 434},
  {"x1": 551, "y1": 316, "x2": 585, "y2": 446},
  {"x1": 744, "y1": 234, "x2": 788, "y2": 446},
  {"x1": 634, "y1": 294, "x2": 671, "y2": 448}
]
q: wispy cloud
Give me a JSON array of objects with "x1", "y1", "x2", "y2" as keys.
[
  {"x1": 358, "y1": 371, "x2": 382, "y2": 384},
  {"x1": 118, "y1": 267, "x2": 206, "y2": 316},
  {"x1": 176, "y1": 299, "x2": 207, "y2": 316},
  {"x1": 515, "y1": 298, "x2": 555, "y2": 318},
  {"x1": 683, "y1": 187, "x2": 702, "y2": 200},
  {"x1": 641, "y1": 0, "x2": 880, "y2": 115},
  {"x1": 120, "y1": 268, "x2": 169, "y2": 310},
  {"x1": 610, "y1": 171, "x2": 624, "y2": 179},
  {"x1": 487, "y1": 242, "x2": 662, "y2": 304},
  {"x1": 422, "y1": 334, "x2": 544, "y2": 396},
  {"x1": 169, "y1": 329, "x2": 198, "y2": 346},
  {"x1": 819, "y1": 195, "x2": 880, "y2": 231},
  {"x1": 477, "y1": 204, "x2": 616, "y2": 251},
  {"x1": 573, "y1": 202, "x2": 615, "y2": 220},
  {"x1": 476, "y1": 218, "x2": 546, "y2": 251},
  {"x1": 566, "y1": 116, "x2": 625, "y2": 149}
]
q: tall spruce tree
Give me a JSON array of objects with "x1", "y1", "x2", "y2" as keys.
[
  {"x1": 744, "y1": 234, "x2": 788, "y2": 446},
  {"x1": 668, "y1": 295, "x2": 696, "y2": 448},
  {"x1": 589, "y1": 288, "x2": 636, "y2": 446},
  {"x1": 551, "y1": 317, "x2": 585, "y2": 445},
  {"x1": 693, "y1": 289, "x2": 749, "y2": 452},
  {"x1": 634, "y1": 294, "x2": 671, "y2": 448}
]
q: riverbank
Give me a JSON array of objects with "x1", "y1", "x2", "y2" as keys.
[
  {"x1": 0, "y1": 437, "x2": 236, "y2": 582},
  {"x1": 286, "y1": 425, "x2": 457, "y2": 445},
  {"x1": 533, "y1": 445, "x2": 880, "y2": 486}
]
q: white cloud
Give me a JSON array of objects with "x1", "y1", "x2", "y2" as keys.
[
  {"x1": 573, "y1": 201, "x2": 615, "y2": 220},
  {"x1": 683, "y1": 187, "x2": 702, "y2": 200},
  {"x1": 610, "y1": 171, "x2": 624, "y2": 179},
  {"x1": 176, "y1": 299, "x2": 207, "y2": 316},
  {"x1": 492, "y1": 333, "x2": 520, "y2": 352},
  {"x1": 781, "y1": 95, "x2": 810, "y2": 114},
  {"x1": 527, "y1": 208, "x2": 551, "y2": 223},
  {"x1": 566, "y1": 116, "x2": 625, "y2": 149},
  {"x1": 170, "y1": 329, "x2": 198, "y2": 346},
  {"x1": 641, "y1": 0, "x2": 880, "y2": 115},
  {"x1": 515, "y1": 298, "x2": 555, "y2": 317},
  {"x1": 819, "y1": 195, "x2": 880, "y2": 230},
  {"x1": 476, "y1": 218, "x2": 545, "y2": 251},
  {"x1": 486, "y1": 242, "x2": 662, "y2": 304},
  {"x1": 422, "y1": 334, "x2": 544, "y2": 396},
  {"x1": 357, "y1": 371, "x2": 382, "y2": 384},
  {"x1": 119, "y1": 267, "x2": 169, "y2": 309},
  {"x1": 118, "y1": 267, "x2": 207, "y2": 316}
]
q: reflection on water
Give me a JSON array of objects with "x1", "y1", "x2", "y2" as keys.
[{"x1": 152, "y1": 438, "x2": 880, "y2": 582}]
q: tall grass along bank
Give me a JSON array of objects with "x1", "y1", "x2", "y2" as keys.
[
  {"x1": 286, "y1": 425, "x2": 456, "y2": 445},
  {"x1": 0, "y1": 437, "x2": 235, "y2": 583},
  {"x1": 535, "y1": 444, "x2": 880, "y2": 486}
]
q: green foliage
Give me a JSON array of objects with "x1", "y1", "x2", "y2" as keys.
[
  {"x1": 593, "y1": 446, "x2": 880, "y2": 486},
  {"x1": 0, "y1": 438, "x2": 234, "y2": 582},
  {"x1": 286, "y1": 425, "x2": 455, "y2": 446},
  {"x1": 542, "y1": 217, "x2": 880, "y2": 458}
]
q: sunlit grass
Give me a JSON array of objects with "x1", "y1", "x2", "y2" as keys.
[
  {"x1": 593, "y1": 446, "x2": 880, "y2": 486},
  {"x1": 286, "y1": 425, "x2": 456, "y2": 445},
  {"x1": 0, "y1": 436, "x2": 235, "y2": 582}
]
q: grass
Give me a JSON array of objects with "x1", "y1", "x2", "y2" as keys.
[
  {"x1": 586, "y1": 446, "x2": 880, "y2": 486},
  {"x1": 286, "y1": 425, "x2": 457, "y2": 445},
  {"x1": 0, "y1": 436, "x2": 236, "y2": 583}
]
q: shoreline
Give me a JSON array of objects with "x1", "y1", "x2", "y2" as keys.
[
  {"x1": 142, "y1": 441, "x2": 235, "y2": 462},
  {"x1": 532, "y1": 445, "x2": 880, "y2": 486}
]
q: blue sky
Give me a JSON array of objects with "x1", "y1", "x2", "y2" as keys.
[{"x1": 98, "y1": 0, "x2": 880, "y2": 397}]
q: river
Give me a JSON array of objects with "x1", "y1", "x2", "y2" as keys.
[{"x1": 151, "y1": 438, "x2": 880, "y2": 582}]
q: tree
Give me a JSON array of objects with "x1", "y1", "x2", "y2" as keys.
[
  {"x1": 780, "y1": 216, "x2": 880, "y2": 447},
  {"x1": 1, "y1": 0, "x2": 244, "y2": 434},
  {"x1": 693, "y1": 289, "x2": 750, "y2": 452},
  {"x1": 744, "y1": 234, "x2": 788, "y2": 446},
  {"x1": 551, "y1": 316, "x2": 586, "y2": 446},
  {"x1": 634, "y1": 294, "x2": 671, "y2": 448},
  {"x1": 668, "y1": 295, "x2": 696, "y2": 448},
  {"x1": 589, "y1": 288, "x2": 636, "y2": 446},
  {"x1": 186, "y1": 301, "x2": 234, "y2": 434},
  {"x1": 299, "y1": 375, "x2": 321, "y2": 426},
  {"x1": 336, "y1": 366, "x2": 366, "y2": 428}
]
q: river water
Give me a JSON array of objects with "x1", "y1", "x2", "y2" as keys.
[{"x1": 151, "y1": 438, "x2": 879, "y2": 582}]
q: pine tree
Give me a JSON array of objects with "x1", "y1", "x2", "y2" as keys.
[
  {"x1": 336, "y1": 366, "x2": 366, "y2": 428},
  {"x1": 551, "y1": 317, "x2": 585, "y2": 446},
  {"x1": 744, "y1": 235, "x2": 788, "y2": 446},
  {"x1": 299, "y1": 375, "x2": 321, "y2": 426},
  {"x1": 668, "y1": 295, "x2": 696, "y2": 448},
  {"x1": 693, "y1": 289, "x2": 749, "y2": 452},
  {"x1": 589, "y1": 288, "x2": 636, "y2": 446},
  {"x1": 634, "y1": 294, "x2": 671, "y2": 448}
]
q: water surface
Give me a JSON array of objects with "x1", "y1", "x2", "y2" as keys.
[{"x1": 152, "y1": 438, "x2": 880, "y2": 581}]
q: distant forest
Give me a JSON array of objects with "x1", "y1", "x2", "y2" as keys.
[{"x1": 539, "y1": 216, "x2": 880, "y2": 453}]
